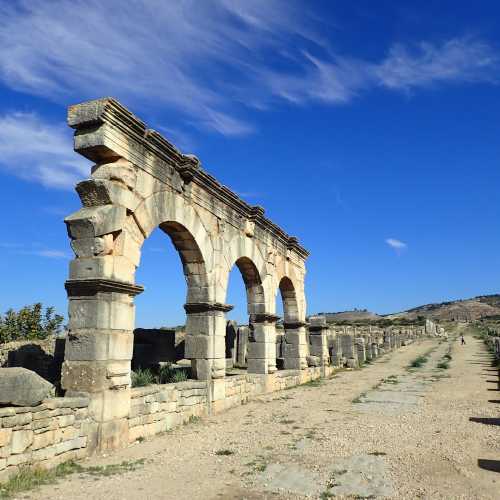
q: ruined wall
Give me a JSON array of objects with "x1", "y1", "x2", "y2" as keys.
[{"x1": 0, "y1": 397, "x2": 93, "y2": 481}]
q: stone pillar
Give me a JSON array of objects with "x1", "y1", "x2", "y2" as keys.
[
  {"x1": 236, "y1": 326, "x2": 249, "y2": 367},
  {"x1": 62, "y1": 277, "x2": 143, "y2": 450},
  {"x1": 308, "y1": 316, "x2": 330, "y2": 367},
  {"x1": 340, "y1": 334, "x2": 357, "y2": 367},
  {"x1": 364, "y1": 335, "x2": 373, "y2": 361},
  {"x1": 247, "y1": 314, "x2": 278, "y2": 374},
  {"x1": 371, "y1": 342, "x2": 378, "y2": 358},
  {"x1": 329, "y1": 333, "x2": 342, "y2": 367},
  {"x1": 355, "y1": 337, "x2": 366, "y2": 365},
  {"x1": 283, "y1": 322, "x2": 308, "y2": 370},
  {"x1": 383, "y1": 330, "x2": 392, "y2": 351},
  {"x1": 184, "y1": 302, "x2": 233, "y2": 380}
]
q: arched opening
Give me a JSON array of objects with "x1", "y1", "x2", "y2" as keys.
[
  {"x1": 132, "y1": 221, "x2": 209, "y2": 383},
  {"x1": 278, "y1": 276, "x2": 299, "y2": 324},
  {"x1": 224, "y1": 257, "x2": 267, "y2": 372},
  {"x1": 275, "y1": 277, "x2": 299, "y2": 369}
]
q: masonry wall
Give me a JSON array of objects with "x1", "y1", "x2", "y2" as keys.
[{"x1": 0, "y1": 397, "x2": 93, "y2": 481}]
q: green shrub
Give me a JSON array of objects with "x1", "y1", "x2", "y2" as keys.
[
  {"x1": 158, "y1": 363, "x2": 189, "y2": 384},
  {"x1": 131, "y1": 368, "x2": 156, "y2": 387},
  {"x1": 0, "y1": 303, "x2": 64, "y2": 344}
]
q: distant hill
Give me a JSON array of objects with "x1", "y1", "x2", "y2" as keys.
[
  {"x1": 316, "y1": 309, "x2": 382, "y2": 322},
  {"x1": 315, "y1": 294, "x2": 500, "y2": 324},
  {"x1": 387, "y1": 294, "x2": 500, "y2": 322}
]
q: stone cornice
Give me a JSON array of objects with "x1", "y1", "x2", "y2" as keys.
[
  {"x1": 68, "y1": 97, "x2": 309, "y2": 260},
  {"x1": 184, "y1": 302, "x2": 234, "y2": 314},
  {"x1": 250, "y1": 313, "x2": 281, "y2": 324},
  {"x1": 65, "y1": 279, "x2": 144, "y2": 297},
  {"x1": 283, "y1": 321, "x2": 308, "y2": 329}
]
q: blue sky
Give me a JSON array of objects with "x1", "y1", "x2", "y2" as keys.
[{"x1": 0, "y1": 0, "x2": 499, "y2": 327}]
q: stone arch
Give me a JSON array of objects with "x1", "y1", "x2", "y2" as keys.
[
  {"x1": 277, "y1": 276, "x2": 299, "y2": 324},
  {"x1": 63, "y1": 97, "x2": 309, "y2": 448},
  {"x1": 275, "y1": 274, "x2": 308, "y2": 371},
  {"x1": 233, "y1": 256, "x2": 266, "y2": 319}
]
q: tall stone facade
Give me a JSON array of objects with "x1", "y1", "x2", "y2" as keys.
[{"x1": 61, "y1": 98, "x2": 309, "y2": 448}]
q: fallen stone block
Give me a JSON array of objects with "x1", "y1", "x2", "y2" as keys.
[{"x1": 0, "y1": 368, "x2": 55, "y2": 407}]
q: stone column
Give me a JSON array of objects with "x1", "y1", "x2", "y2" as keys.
[
  {"x1": 383, "y1": 330, "x2": 392, "y2": 351},
  {"x1": 308, "y1": 316, "x2": 330, "y2": 367},
  {"x1": 184, "y1": 302, "x2": 233, "y2": 380},
  {"x1": 283, "y1": 321, "x2": 308, "y2": 370},
  {"x1": 247, "y1": 314, "x2": 278, "y2": 374},
  {"x1": 62, "y1": 277, "x2": 143, "y2": 450},
  {"x1": 330, "y1": 333, "x2": 343, "y2": 367},
  {"x1": 364, "y1": 335, "x2": 373, "y2": 361},
  {"x1": 236, "y1": 326, "x2": 249, "y2": 367},
  {"x1": 355, "y1": 337, "x2": 366, "y2": 365}
]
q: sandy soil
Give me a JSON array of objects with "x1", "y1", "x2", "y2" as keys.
[{"x1": 23, "y1": 329, "x2": 500, "y2": 499}]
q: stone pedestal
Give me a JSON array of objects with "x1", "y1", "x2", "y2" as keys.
[
  {"x1": 184, "y1": 302, "x2": 233, "y2": 380},
  {"x1": 283, "y1": 322, "x2": 308, "y2": 370},
  {"x1": 308, "y1": 316, "x2": 330, "y2": 367},
  {"x1": 247, "y1": 315, "x2": 278, "y2": 375}
]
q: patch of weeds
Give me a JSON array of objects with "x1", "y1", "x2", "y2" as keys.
[
  {"x1": 0, "y1": 461, "x2": 83, "y2": 499},
  {"x1": 245, "y1": 456, "x2": 268, "y2": 474},
  {"x1": 304, "y1": 429, "x2": 318, "y2": 440},
  {"x1": 280, "y1": 430, "x2": 292, "y2": 435},
  {"x1": 444, "y1": 353, "x2": 452, "y2": 361},
  {"x1": 352, "y1": 392, "x2": 367, "y2": 404},
  {"x1": 280, "y1": 419, "x2": 296, "y2": 425},
  {"x1": 437, "y1": 361, "x2": 450, "y2": 370},
  {"x1": 368, "y1": 451, "x2": 387, "y2": 456},
  {"x1": 409, "y1": 355, "x2": 428, "y2": 369},
  {"x1": 0, "y1": 460, "x2": 145, "y2": 499},
  {"x1": 136, "y1": 436, "x2": 145, "y2": 443},
  {"x1": 131, "y1": 368, "x2": 156, "y2": 387},
  {"x1": 185, "y1": 415, "x2": 201, "y2": 425},
  {"x1": 84, "y1": 459, "x2": 145, "y2": 477},
  {"x1": 158, "y1": 363, "x2": 190, "y2": 384},
  {"x1": 304, "y1": 379, "x2": 323, "y2": 387},
  {"x1": 215, "y1": 449, "x2": 235, "y2": 456}
]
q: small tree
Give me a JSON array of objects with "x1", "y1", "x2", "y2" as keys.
[{"x1": 0, "y1": 303, "x2": 64, "y2": 344}]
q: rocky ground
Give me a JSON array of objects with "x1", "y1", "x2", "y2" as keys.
[{"x1": 22, "y1": 328, "x2": 500, "y2": 499}]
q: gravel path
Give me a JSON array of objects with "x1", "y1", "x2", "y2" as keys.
[{"x1": 23, "y1": 330, "x2": 500, "y2": 499}]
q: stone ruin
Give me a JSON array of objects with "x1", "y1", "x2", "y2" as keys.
[{"x1": 0, "y1": 98, "x2": 427, "y2": 479}]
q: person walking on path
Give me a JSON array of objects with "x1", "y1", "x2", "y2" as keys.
[{"x1": 461, "y1": 335, "x2": 466, "y2": 345}]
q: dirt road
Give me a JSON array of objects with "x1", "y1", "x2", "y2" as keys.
[{"x1": 24, "y1": 331, "x2": 500, "y2": 499}]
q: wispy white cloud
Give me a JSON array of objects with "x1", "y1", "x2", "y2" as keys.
[
  {"x1": 31, "y1": 249, "x2": 69, "y2": 259},
  {"x1": 262, "y1": 38, "x2": 498, "y2": 105},
  {"x1": 0, "y1": 1, "x2": 496, "y2": 139},
  {"x1": 0, "y1": 112, "x2": 90, "y2": 189},
  {"x1": 0, "y1": 243, "x2": 70, "y2": 259},
  {"x1": 386, "y1": 238, "x2": 407, "y2": 251}
]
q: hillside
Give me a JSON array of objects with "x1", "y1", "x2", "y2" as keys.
[
  {"x1": 387, "y1": 294, "x2": 500, "y2": 322},
  {"x1": 316, "y1": 294, "x2": 500, "y2": 323}
]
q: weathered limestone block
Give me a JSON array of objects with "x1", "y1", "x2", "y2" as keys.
[
  {"x1": 69, "y1": 256, "x2": 137, "y2": 285},
  {"x1": 67, "y1": 294, "x2": 135, "y2": 331},
  {"x1": 306, "y1": 355, "x2": 321, "y2": 367},
  {"x1": 0, "y1": 368, "x2": 54, "y2": 407},
  {"x1": 65, "y1": 205, "x2": 126, "y2": 240},
  {"x1": 76, "y1": 179, "x2": 141, "y2": 212},
  {"x1": 91, "y1": 159, "x2": 137, "y2": 190},
  {"x1": 71, "y1": 234, "x2": 114, "y2": 258},
  {"x1": 0, "y1": 429, "x2": 12, "y2": 448},
  {"x1": 185, "y1": 334, "x2": 225, "y2": 359},
  {"x1": 10, "y1": 430, "x2": 33, "y2": 454},
  {"x1": 64, "y1": 330, "x2": 133, "y2": 362}
]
